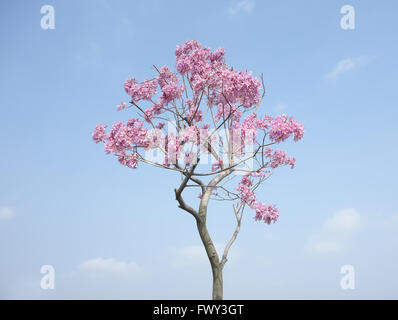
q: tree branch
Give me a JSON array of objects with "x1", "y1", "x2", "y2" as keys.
[
  {"x1": 220, "y1": 203, "x2": 244, "y2": 268},
  {"x1": 174, "y1": 162, "x2": 200, "y2": 221}
]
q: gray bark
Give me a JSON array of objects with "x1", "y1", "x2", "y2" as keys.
[
  {"x1": 196, "y1": 218, "x2": 223, "y2": 299},
  {"x1": 196, "y1": 169, "x2": 232, "y2": 300},
  {"x1": 175, "y1": 165, "x2": 233, "y2": 300}
]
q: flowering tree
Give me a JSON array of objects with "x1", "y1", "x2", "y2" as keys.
[{"x1": 92, "y1": 40, "x2": 304, "y2": 300}]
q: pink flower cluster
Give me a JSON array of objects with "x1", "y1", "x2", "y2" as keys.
[
  {"x1": 157, "y1": 66, "x2": 184, "y2": 106},
  {"x1": 146, "y1": 128, "x2": 165, "y2": 149},
  {"x1": 214, "y1": 69, "x2": 261, "y2": 108},
  {"x1": 264, "y1": 148, "x2": 296, "y2": 169},
  {"x1": 215, "y1": 103, "x2": 242, "y2": 123},
  {"x1": 124, "y1": 78, "x2": 157, "y2": 102},
  {"x1": 92, "y1": 119, "x2": 149, "y2": 169},
  {"x1": 144, "y1": 102, "x2": 163, "y2": 122},
  {"x1": 186, "y1": 99, "x2": 203, "y2": 122},
  {"x1": 117, "y1": 101, "x2": 127, "y2": 111},
  {"x1": 123, "y1": 67, "x2": 185, "y2": 122},
  {"x1": 269, "y1": 114, "x2": 304, "y2": 143},
  {"x1": 235, "y1": 174, "x2": 256, "y2": 206},
  {"x1": 179, "y1": 125, "x2": 199, "y2": 144},
  {"x1": 175, "y1": 40, "x2": 223, "y2": 76},
  {"x1": 103, "y1": 119, "x2": 149, "y2": 155},
  {"x1": 118, "y1": 153, "x2": 139, "y2": 169},
  {"x1": 238, "y1": 113, "x2": 258, "y2": 141},
  {"x1": 175, "y1": 40, "x2": 261, "y2": 112},
  {"x1": 229, "y1": 113, "x2": 269, "y2": 155},
  {"x1": 253, "y1": 202, "x2": 279, "y2": 224},
  {"x1": 236, "y1": 174, "x2": 279, "y2": 224},
  {"x1": 141, "y1": 66, "x2": 185, "y2": 121},
  {"x1": 92, "y1": 123, "x2": 107, "y2": 143}
]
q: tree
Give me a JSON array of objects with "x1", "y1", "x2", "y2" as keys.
[{"x1": 92, "y1": 40, "x2": 304, "y2": 300}]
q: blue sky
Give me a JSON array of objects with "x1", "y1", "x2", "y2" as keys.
[{"x1": 0, "y1": 0, "x2": 398, "y2": 299}]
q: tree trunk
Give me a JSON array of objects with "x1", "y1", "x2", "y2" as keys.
[
  {"x1": 212, "y1": 264, "x2": 223, "y2": 300},
  {"x1": 196, "y1": 219, "x2": 223, "y2": 300},
  {"x1": 196, "y1": 169, "x2": 232, "y2": 300}
]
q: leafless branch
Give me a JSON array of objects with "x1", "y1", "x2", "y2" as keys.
[
  {"x1": 174, "y1": 162, "x2": 200, "y2": 221},
  {"x1": 220, "y1": 203, "x2": 244, "y2": 268}
]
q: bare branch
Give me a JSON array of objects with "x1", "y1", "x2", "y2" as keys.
[
  {"x1": 175, "y1": 163, "x2": 205, "y2": 194},
  {"x1": 174, "y1": 162, "x2": 200, "y2": 221},
  {"x1": 220, "y1": 203, "x2": 244, "y2": 268}
]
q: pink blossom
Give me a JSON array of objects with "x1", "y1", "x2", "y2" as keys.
[
  {"x1": 255, "y1": 115, "x2": 273, "y2": 130},
  {"x1": 164, "y1": 133, "x2": 181, "y2": 165},
  {"x1": 215, "y1": 103, "x2": 242, "y2": 123},
  {"x1": 124, "y1": 78, "x2": 135, "y2": 94},
  {"x1": 175, "y1": 40, "x2": 202, "y2": 59},
  {"x1": 252, "y1": 170, "x2": 271, "y2": 178},
  {"x1": 198, "y1": 127, "x2": 217, "y2": 155},
  {"x1": 210, "y1": 47, "x2": 225, "y2": 62},
  {"x1": 156, "y1": 122, "x2": 165, "y2": 129},
  {"x1": 117, "y1": 101, "x2": 126, "y2": 111},
  {"x1": 236, "y1": 174, "x2": 256, "y2": 206},
  {"x1": 264, "y1": 148, "x2": 295, "y2": 169},
  {"x1": 157, "y1": 66, "x2": 184, "y2": 106},
  {"x1": 179, "y1": 126, "x2": 199, "y2": 144},
  {"x1": 144, "y1": 102, "x2": 163, "y2": 122},
  {"x1": 186, "y1": 99, "x2": 203, "y2": 122},
  {"x1": 118, "y1": 152, "x2": 139, "y2": 169},
  {"x1": 124, "y1": 78, "x2": 157, "y2": 102},
  {"x1": 146, "y1": 128, "x2": 165, "y2": 149},
  {"x1": 269, "y1": 114, "x2": 304, "y2": 143},
  {"x1": 92, "y1": 123, "x2": 107, "y2": 143},
  {"x1": 100, "y1": 118, "x2": 148, "y2": 159},
  {"x1": 236, "y1": 173, "x2": 279, "y2": 224},
  {"x1": 253, "y1": 202, "x2": 279, "y2": 224},
  {"x1": 215, "y1": 69, "x2": 261, "y2": 108},
  {"x1": 175, "y1": 40, "x2": 261, "y2": 108}
]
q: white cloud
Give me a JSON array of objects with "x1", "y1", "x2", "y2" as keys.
[
  {"x1": 0, "y1": 207, "x2": 15, "y2": 220},
  {"x1": 306, "y1": 208, "x2": 360, "y2": 254},
  {"x1": 308, "y1": 241, "x2": 341, "y2": 254},
  {"x1": 228, "y1": 0, "x2": 255, "y2": 16},
  {"x1": 325, "y1": 56, "x2": 373, "y2": 80},
  {"x1": 169, "y1": 245, "x2": 207, "y2": 268},
  {"x1": 323, "y1": 208, "x2": 360, "y2": 232},
  {"x1": 78, "y1": 258, "x2": 143, "y2": 279}
]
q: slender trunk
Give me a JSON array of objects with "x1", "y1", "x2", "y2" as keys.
[
  {"x1": 196, "y1": 219, "x2": 223, "y2": 300},
  {"x1": 196, "y1": 169, "x2": 232, "y2": 300},
  {"x1": 212, "y1": 264, "x2": 223, "y2": 300}
]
